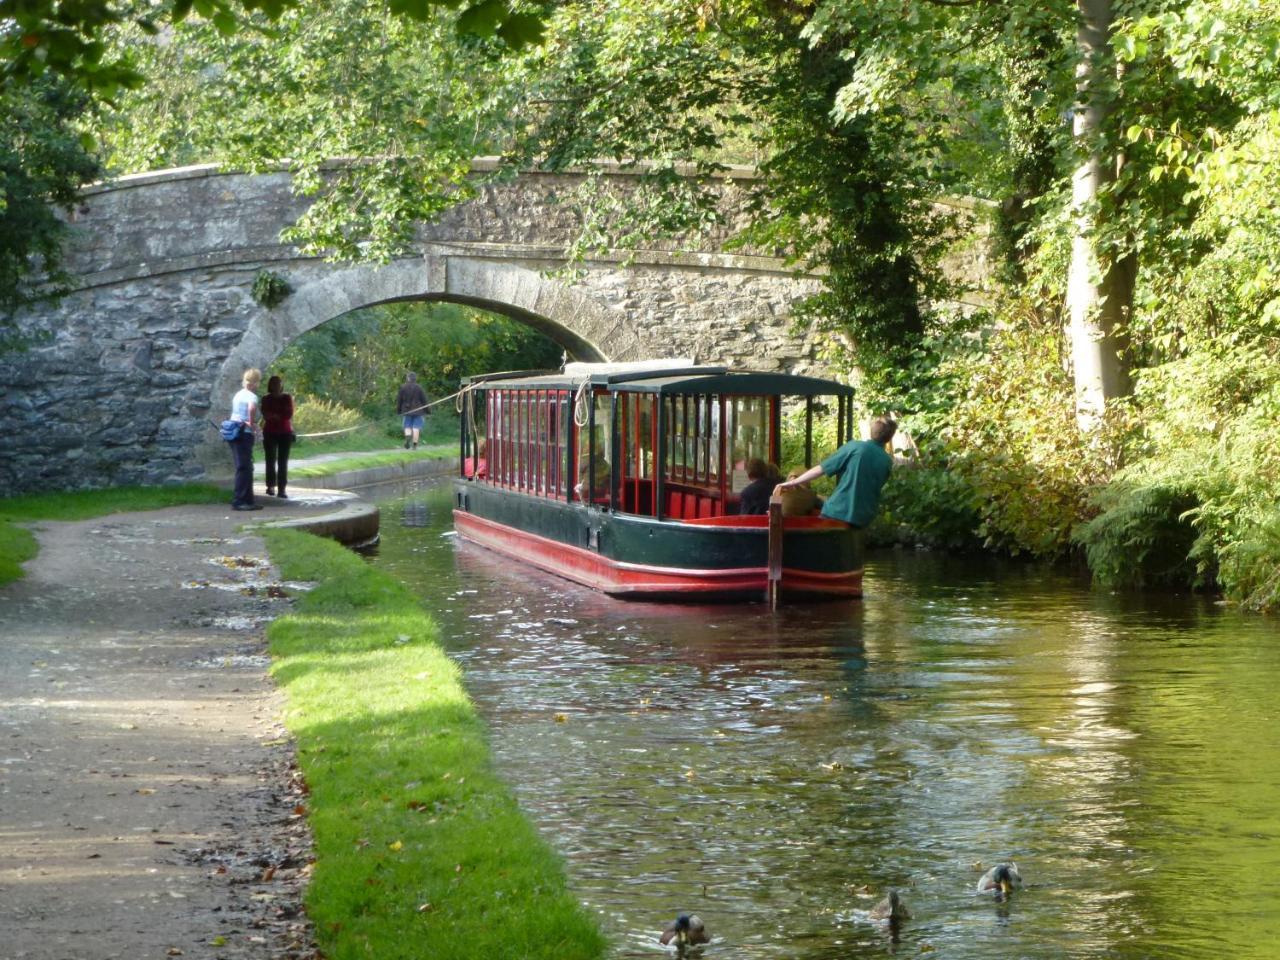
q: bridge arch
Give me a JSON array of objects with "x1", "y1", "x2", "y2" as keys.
[
  {"x1": 0, "y1": 162, "x2": 832, "y2": 493},
  {"x1": 216, "y1": 258, "x2": 615, "y2": 417}
]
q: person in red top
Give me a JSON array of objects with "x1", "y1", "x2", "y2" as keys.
[{"x1": 261, "y1": 375, "x2": 295, "y2": 498}]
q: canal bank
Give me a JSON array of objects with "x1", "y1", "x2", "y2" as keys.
[{"x1": 0, "y1": 459, "x2": 607, "y2": 960}]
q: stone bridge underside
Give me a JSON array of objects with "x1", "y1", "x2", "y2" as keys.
[{"x1": 0, "y1": 161, "x2": 835, "y2": 493}]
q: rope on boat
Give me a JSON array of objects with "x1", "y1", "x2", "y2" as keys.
[{"x1": 572, "y1": 378, "x2": 592, "y2": 428}]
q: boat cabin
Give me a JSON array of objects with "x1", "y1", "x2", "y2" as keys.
[{"x1": 458, "y1": 365, "x2": 857, "y2": 520}]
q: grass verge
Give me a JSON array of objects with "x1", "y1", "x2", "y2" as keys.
[
  {"x1": 262, "y1": 529, "x2": 607, "y2": 960},
  {"x1": 289, "y1": 445, "x2": 455, "y2": 480},
  {"x1": 0, "y1": 483, "x2": 226, "y2": 586}
]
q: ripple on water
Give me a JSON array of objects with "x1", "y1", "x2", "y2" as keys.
[{"x1": 366, "y1": 485, "x2": 1280, "y2": 960}]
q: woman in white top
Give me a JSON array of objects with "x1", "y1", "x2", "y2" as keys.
[{"x1": 229, "y1": 368, "x2": 262, "y2": 511}]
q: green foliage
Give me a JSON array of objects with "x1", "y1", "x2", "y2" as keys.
[
  {"x1": 1076, "y1": 479, "x2": 1203, "y2": 589},
  {"x1": 250, "y1": 269, "x2": 291, "y2": 308},
  {"x1": 272, "y1": 301, "x2": 561, "y2": 423},
  {"x1": 99, "y1": 0, "x2": 535, "y2": 262},
  {"x1": 1, "y1": 78, "x2": 102, "y2": 321},
  {"x1": 290, "y1": 396, "x2": 364, "y2": 435},
  {"x1": 518, "y1": 0, "x2": 955, "y2": 387},
  {"x1": 2, "y1": 0, "x2": 543, "y2": 101},
  {"x1": 938, "y1": 310, "x2": 1119, "y2": 557},
  {"x1": 872, "y1": 465, "x2": 983, "y2": 551},
  {"x1": 262, "y1": 528, "x2": 607, "y2": 960},
  {"x1": 1075, "y1": 341, "x2": 1280, "y2": 606}
]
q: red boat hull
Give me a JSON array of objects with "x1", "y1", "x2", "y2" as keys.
[{"x1": 453, "y1": 510, "x2": 863, "y2": 599}]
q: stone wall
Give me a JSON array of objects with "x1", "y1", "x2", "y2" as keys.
[{"x1": 0, "y1": 163, "x2": 836, "y2": 495}]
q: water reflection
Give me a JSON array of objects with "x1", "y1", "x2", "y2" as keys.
[{"x1": 368, "y1": 483, "x2": 1280, "y2": 959}]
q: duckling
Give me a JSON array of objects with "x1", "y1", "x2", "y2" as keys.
[
  {"x1": 659, "y1": 913, "x2": 710, "y2": 947},
  {"x1": 975, "y1": 862, "x2": 1022, "y2": 898},
  {"x1": 869, "y1": 889, "x2": 911, "y2": 922}
]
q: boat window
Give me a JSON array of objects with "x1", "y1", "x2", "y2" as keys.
[
  {"x1": 728, "y1": 396, "x2": 771, "y2": 491},
  {"x1": 574, "y1": 390, "x2": 612, "y2": 504},
  {"x1": 615, "y1": 393, "x2": 658, "y2": 515},
  {"x1": 475, "y1": 387, "x2": 572, "y2": 499}
]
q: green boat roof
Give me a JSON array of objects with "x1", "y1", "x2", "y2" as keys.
[{"x1": 463, "y1": 366, "x2": 854, "y2": 398}]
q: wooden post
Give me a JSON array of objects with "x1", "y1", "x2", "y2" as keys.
[{"x1": 767, "y1": 493, "x2": 784, "y2": 609}]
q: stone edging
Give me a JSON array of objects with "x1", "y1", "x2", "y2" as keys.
[{"x1": 255, "y1": 498, "x2": 381, "y2": 549}]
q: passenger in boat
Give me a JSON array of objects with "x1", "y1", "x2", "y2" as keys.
[
  {"x1": 463, "y1": 440, "x2": 487, "y2": 479},
  {"x1": 775, "y1": 416, "x2": 896, "y2": 528},
  {"x1": 738, "y1": 458, "x2": 779, "y2": 515},
  {"x1": 779, "y1": 467, "x2": 822, "y2": 516}
]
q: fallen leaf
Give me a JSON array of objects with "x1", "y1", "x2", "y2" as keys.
[
  {"x1": 136, "y1": 787, "x2": 156, "y2": 795},
  {"x1": 388, "y1": 840, "x2": 403, "y2": 852},
  {"x1": 262, "y1": 865, "x2": 276, "y2": 882},
  {"x1": 210, "y1": 936, "x2": 227, "y2": 946},
  {"x1": 554, "y1": 713, "x2": 568, "y2": 723},
  {"x1": 167, "y1": 949, "x2": 183, "y2": 956}
]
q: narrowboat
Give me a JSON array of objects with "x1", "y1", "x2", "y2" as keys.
[{"x1": 451, "y1": 362, "x2": 864, "y2": 600}]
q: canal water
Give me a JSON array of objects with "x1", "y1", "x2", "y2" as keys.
[{"x1": 371, "y1": 482, "x2": 1280, "y2": 958}]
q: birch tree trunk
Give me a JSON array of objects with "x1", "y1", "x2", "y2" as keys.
[{"x1": 1066, "y1": 0, "x2": 1133, "y2": 430}]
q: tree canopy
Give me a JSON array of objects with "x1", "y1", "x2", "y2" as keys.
[{"x1": 7, "y1": 0, "x2": 1280, "y2": 600}]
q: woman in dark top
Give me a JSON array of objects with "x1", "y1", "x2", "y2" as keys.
[{"x1": 261, "y1": 375, "x2": 295, "y2": 498}]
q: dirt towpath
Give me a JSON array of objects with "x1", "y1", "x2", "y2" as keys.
[{"x1": 0, "y1": 500, "x2": 323, "y2": 960}]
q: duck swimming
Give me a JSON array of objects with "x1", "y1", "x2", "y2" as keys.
[
  {"x1": 869, "y1": 889, "x2": 911, "y2": 923},
  {"x1": 976, "y1": 862, "x2": 1022, "y2": 898},
  {"x1": 659, "y1": 913, "x2": 709, "y2": 947}
]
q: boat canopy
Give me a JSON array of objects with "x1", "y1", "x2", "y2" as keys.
[{"x1": 463, "y1": 366, "x2": 853, "y2": 398}]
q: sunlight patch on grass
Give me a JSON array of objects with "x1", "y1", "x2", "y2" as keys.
[{"x1": 262, "y1": 529, "x2": 606, "y2": 960}]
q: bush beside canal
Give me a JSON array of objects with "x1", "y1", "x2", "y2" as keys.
[
  {"x1": 262, "y1": 528, "x2": 607, "y2": 960},
  {"x1": 0, "y1": 484, "x2": 226, "y2": 586}
]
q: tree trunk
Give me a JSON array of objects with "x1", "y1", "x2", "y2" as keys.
[{"x1": 1066, "y1": 0, "x2": 1132, "y2": 430}]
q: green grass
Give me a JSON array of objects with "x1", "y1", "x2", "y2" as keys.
[
  {"x1": 262, "y1": 529, "x2": 607, "y2": 960},
  {"x1": 290, "y1": 445, "x2": 456, "y2": 479},
  {"x1": 0, "y1": 484, "x2": 226, "y2": 586},
  {"x1": 293, "y1": 424, "x2": 403, "y2": 456},
  {"x1": 295, "y1": 420, "x2": 457, "y2": 457}
]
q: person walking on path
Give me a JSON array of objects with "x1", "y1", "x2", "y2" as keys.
[
  {"x1": 775, "y1": 416, "x2": 898, "y2": 528},
  {"x1": 261, "y1": 374, "x2": 294, "y2": 498},
  {"x1": 229, "y1": 368, "x2": 262, "y2": 511},
  {"x1": 396, "y1": 372, "x2": 429, "y2": 449}
]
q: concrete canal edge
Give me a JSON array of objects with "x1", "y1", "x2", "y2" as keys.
[
  {"x1": 252, "y1": 456, "x2": 455, "y2": 546},
  {"x1": 292, "y1": 455, "x2": 455, "y2": 491},
  {"x1": 254, "y1": 493, "x2": 382, "y2": 547}
]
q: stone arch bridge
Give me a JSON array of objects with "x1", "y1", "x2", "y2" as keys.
[
  {"x1": 0, "y1": 160, "x2": 851, "y2": 493},
  {"x1": 0, "y1": 160, "x2": 987, "y2": 493}
]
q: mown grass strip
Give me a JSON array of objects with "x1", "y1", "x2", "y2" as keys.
[
  {"x1": 289, "y1": 445, "x2": 455, "y2": 479},
  {"x1": 0, "y1": 484, "x2": 226, "y2": 586},
  {"x1": 262, "y1": 529, "x2": 607, "y2": 960}
]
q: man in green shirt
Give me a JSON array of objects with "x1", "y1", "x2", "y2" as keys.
[{"x1": 776, "y1": 416, "x2": 897, "y2": 528}]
